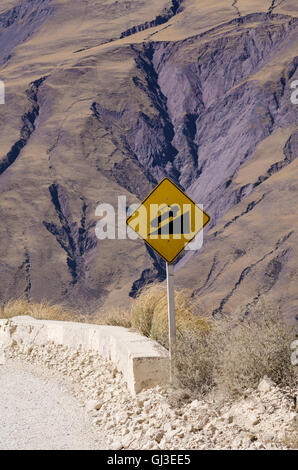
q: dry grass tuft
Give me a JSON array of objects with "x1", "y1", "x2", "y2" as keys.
[
  {"x1": 0, "y1": 298, "x2": 82, "y2": 322},
  {"x1": 130, "y1": 286, "x2": 164, "y2": 337},
  {"x1": 100, "y1": 307, "x2": 132, "y2": 329},
  {"x1": 130, "y1": 285, "x2": 210, "y2": 347}
]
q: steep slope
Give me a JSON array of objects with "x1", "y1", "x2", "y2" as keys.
[
  {"x1": 176, "y1": 130, "x2": 298, "y2": 324},
  {"x1": 0, "y1": 0, "x2": 297, "y2": 320}
]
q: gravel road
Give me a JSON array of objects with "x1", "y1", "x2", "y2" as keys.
[{"x1": 0, "y1": 360, "x2": 103, "y2": 450}]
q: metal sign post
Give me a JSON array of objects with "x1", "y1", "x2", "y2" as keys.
[{"x1": 166, "y1": 262, "x2": 176, "y2": 383}]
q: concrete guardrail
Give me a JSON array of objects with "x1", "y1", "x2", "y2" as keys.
[{"x1": 0, "y1": 316, "x2": 170, "y2": 395}]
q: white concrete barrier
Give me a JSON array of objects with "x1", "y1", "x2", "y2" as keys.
[{"x1": 0, "y1": 316, "x2": 170, "y2": 394}]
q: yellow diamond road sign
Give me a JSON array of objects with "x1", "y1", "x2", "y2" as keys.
[{"x1": 126, "y1": 178, "x2": 210, "y2": 263}]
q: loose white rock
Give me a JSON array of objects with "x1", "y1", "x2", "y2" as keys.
[
  {"x1": 85, "y1": 400, "x2": 101, "y2": 412},
  {"x1": 258, "y1": 376, "x2": 275, "y2": 393}
]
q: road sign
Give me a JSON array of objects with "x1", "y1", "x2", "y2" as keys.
[
  {"x1": 126, "y1": 177, "x2": 210, "y2": 264},
  {"x1": 127, "y1": 178, "x2": 210, "y2": 383}
]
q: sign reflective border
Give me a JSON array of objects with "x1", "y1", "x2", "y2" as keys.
[{"x1": 126, "y1": 178, "x2": 210, "y2": 263}]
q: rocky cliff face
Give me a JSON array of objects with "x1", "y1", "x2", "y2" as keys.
[
  {"x1": 0, "y1": 0, "x2": 297, "y2": 320},
  {"x1": 0, "y1": 0, "x2": 53, "y2": 66}
]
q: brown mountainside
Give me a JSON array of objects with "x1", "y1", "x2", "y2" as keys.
[{"x1": 0, "y1": 0, "x2": 297, "y2": 322}]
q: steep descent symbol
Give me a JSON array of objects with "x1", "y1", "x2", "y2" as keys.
[
  {"x1": 149, "y1": 205, "x2": 190, "y2": 236},
  {"x1": 126, "y1": 177, "x2": 211, "y2": 263}
]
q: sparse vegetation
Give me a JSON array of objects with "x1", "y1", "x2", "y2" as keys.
[
  {"x1": 0, "y1": 298, "x2": 81, "y2": 322},
  {"x1": 101, "y1": 285, "x2": 210, "y2": 343},
  {"x1": 174, "y1": 297, "x2": 296, "y2": 396},
  {"x1": 100, "y1": 287, "x2": 296, "y2": 396},
  {"x1": 127, "y1": 285, "x2": 209, "y2": 346},
  {"x1": 1, "y1": 290, "x2": 296, "y2": 397},
  {"x1": 100, "y1": 307, "x2": 132, "y2": 329}
]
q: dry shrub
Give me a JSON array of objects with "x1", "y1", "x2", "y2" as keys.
[
  {"x1": 0, "y1": 298, "x2": 80, "y2": 322},
  {"x1": 213, "y1": 298, "x2": 296, "y2": 395},
  {"x1": 174, "y1": 297, "x2": 296, "y2": 396},
  {"x1": 130, "y1": 285, "x2": 210, "y2": 347},
  {"x1": 174, "y1": 327, "x2": 217, "y2": 394}
]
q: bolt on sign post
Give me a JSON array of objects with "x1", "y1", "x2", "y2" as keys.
[{"x1": 126, "y1": 178, "x2": 210, "y2": 382}]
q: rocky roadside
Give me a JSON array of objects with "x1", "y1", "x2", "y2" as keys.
[{"x1": 4, "y1": 340, "x2": 297, "y2": 450}]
